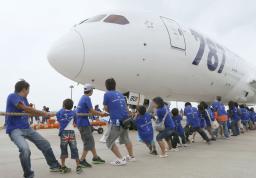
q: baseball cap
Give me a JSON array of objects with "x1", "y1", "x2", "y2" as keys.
[{"x1": 84, "y1": 83, "x2": 95, "y2": 92}]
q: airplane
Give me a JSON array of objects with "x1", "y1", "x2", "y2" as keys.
[{"x1": 47, "y1": 11, "x2": 256, "y2": 105}]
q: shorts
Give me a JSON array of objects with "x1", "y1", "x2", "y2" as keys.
[
  {"x1": 78, "y1": 126, "x2": 95, "y2": 151},
  {"x1": 60, "y1": 130, "x2": 79, "y2": 159},
  {"x1": 106, "y1": 125, "x2": 131, "y2": 149}
]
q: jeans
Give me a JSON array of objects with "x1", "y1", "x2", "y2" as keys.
[
  {"x1": 156, "y1": 128, "x2": 175, "y2": 141},
  {"x1": 191, "y1": 127, "x2": 210, "y2": 142},
  {"x1": 218, "y1": 121, "x2": 229, "y2": 138},
  {"x1": 206, "y1": 126, "x2": 215, "y2": 139},
  {"x1": 231, "y1": 120, "x2": 240, "y2": 136},
  {"x1": 9, "y1": 128, "x2": 60, "y2": 178},
  {"x1": 156, "y1": 128, "x2": 178, "y2": 148},
  {"x1": 175, "y1": 134, "x2": 186, "y2": 144},
  {"x1": 60, "y1": 130, "x2": 79, "y2": 159}
]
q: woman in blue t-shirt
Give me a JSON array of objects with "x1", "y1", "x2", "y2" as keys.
[
  {"x1": 152, "y1": 97, "x2": 179, "y2": 158},
  {"x1": 200, "y1": 101, "x2": 217, "y2": 140},
  {"x1": 134, "y1": 105, "x2": 157, "y2": 155}
]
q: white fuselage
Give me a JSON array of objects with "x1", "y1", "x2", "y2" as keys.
[{"x1": 48, "y1": 11, "x2": 256, "y2": 103}]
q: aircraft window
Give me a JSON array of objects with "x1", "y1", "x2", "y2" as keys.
[
  {"x1": 103, "y1": 15, "x2": 129, "y2": 25},
  {"x1": 79, "y1": 14, "x2": 106, "y2": 24}
]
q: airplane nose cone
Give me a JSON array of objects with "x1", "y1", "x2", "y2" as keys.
[{"x1": 47, "y1": 30, "x2": 85, "y2": 80}]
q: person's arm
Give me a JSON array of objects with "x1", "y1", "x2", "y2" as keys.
[
  {"x1": 73, "y1": 113, "x2": 77, "y2": 127},
  {"x1": 103, "y1": 93, "x2": 110, "y2": 113},
  {"x1": 103, "y1": 105, "x2": 109, "y2": 113},
  {"x1": 17, "y1": 102, "x2": 51, "y2": 117},
  {"x1": 89, "y1": 108, "x2": 108, "y2": 117},
  {"x1": 84, "y1": 96, "x2": 108, "y2": 117}
]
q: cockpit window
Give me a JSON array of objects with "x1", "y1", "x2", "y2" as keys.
[
  {"x1": 103, "y1": 15, "x2": 129, "y2": 25},
  {"x1": 79, "y1": 14, "x2": 106, "y2": 24}
]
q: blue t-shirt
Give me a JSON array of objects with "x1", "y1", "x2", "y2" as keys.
[
  {"x1": 172, "y1": 115, "x2": 182, "y2": 128},
  {"x1": 56, "y1": 109, "x2": 76, "y2": 135},
  {"x1": 250, "y1": 111, "x2": 256, "y2": 122},
  {"x1": 230, "y1": 107, "x2": 240, "y2": 121},
  {"x1": 205, "y1": 108, "x2": 214, "y2": 121},
  {"x1": 184, "y1": 106, "x2": 200, "y2": 128},
  {"x1": 76, "y1": 95, "x2": 93, "y2": 127},
  {"x1": 240, "y1": 108, "x2": 249, "y2": 121},
  {"x1": 156, "y1": 106, "x2": 175, "y2": 129},
  {"x1": 211, "y1": 100, "x2": 227, "y2": 116},
  {"x1": 211, "y1": 101, "x2": 219, "y2": 111},
  {"x1": 204, "y1": 108, "x2": 214, "y2": 126},
  {"x1": 5, "y1": 93, "x2": 30, "y2": 134},
  {"x1": 135, "y1": 113, "x2": 153, "y2": 142},
  {"x1": 172, "y1": 115, "x2": 185, "y2": 135},
  {"x1": 103, "y1": 91, "x2": 129, "y2": 125},
  {"x1": 198, "y1": 110, "x2": 206, "y2": 128}
]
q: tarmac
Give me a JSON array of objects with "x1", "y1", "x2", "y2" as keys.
[{"x1": 0, "y1": 123, "x2": 256, "y2": 178}]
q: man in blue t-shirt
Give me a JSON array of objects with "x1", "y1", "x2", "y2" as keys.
[
  {"x1": 184, "y1": 102, "x2": 210, "y2": 144},
  {"x1": 5, "y1": 80, "x2": 60, "y2": 178},
  {"x1": 228, "y1": 101, "x2": 240, "y2": 136},
  {"x1": 103, "y1": 78, "x2": 135, "y2": 166},
  {"x1": 200, "y1": 101, "x2": 216, "y2": 140},
  {"x1": 211, "y1": 96, "x2": 229, "y2": 138},
  {"x1": 249, "y1": 108, "x2": 256, "y2": 129},
  {"x1": 240, "y1": 104, "x2": 250, "y2": 131},
  {"x1": 76, "y1": 83, "x2": 107, "y2": 168}
]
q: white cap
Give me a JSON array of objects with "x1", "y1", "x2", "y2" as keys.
[{"x1": 84, "y1": 83, "x2": 95, "y2": 92}]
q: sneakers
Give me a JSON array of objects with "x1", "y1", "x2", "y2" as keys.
[
  {"x1": 125, "y1": 155, "x2": 136, "y2": 162},
  {"x1": 159, "y1": 154, "x2": 168, "y2": 158},
  {"x1": 182, "y1": 144, "x2": 189, "y2": 147},
  {"x1": 60, "y1": 166, "x2": 71, "y2": 174},
  {"x1": 177, "y1": 144, "x2": 182, "y2": 147},
  {"x1": 110, "y1": 158, "x2": 127, "y2": 166},
  {"x1": 76, "y1": 165, "x2": 83, "y2": 174},
  {"x1": 50, "y1": 166, "x2": 61, "y2": 172},
  {"x1": 92, "y1": 156, "x2": 106, "y2": 164},
  {"x1": 80, "y1": 160, "x2": 92, "y2": 168},
  {"x1": 24, "y1": 172, "x2": 34, "y2": 178},
  {"x1": 59, "y1": 165, "x2": 82, "y2": 174},
  {"x1": 170, "y1": 148, "x2": 179, "y2": 152},
  {"x1": 150, "y1": 150, "x2": 158, "y2": 155}
]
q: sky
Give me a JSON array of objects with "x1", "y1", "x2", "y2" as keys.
[{"x1": 0, "y1": 0, "x2": 256, "y2": 111}]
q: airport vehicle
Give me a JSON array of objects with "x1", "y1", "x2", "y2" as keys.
[{"x1": 48, "y1": 11, "x2": 256, "y2": 104}]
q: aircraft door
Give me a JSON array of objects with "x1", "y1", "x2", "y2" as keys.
[{"x1": 161, "y1": 17, "x2": 186, "y2": 50}]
